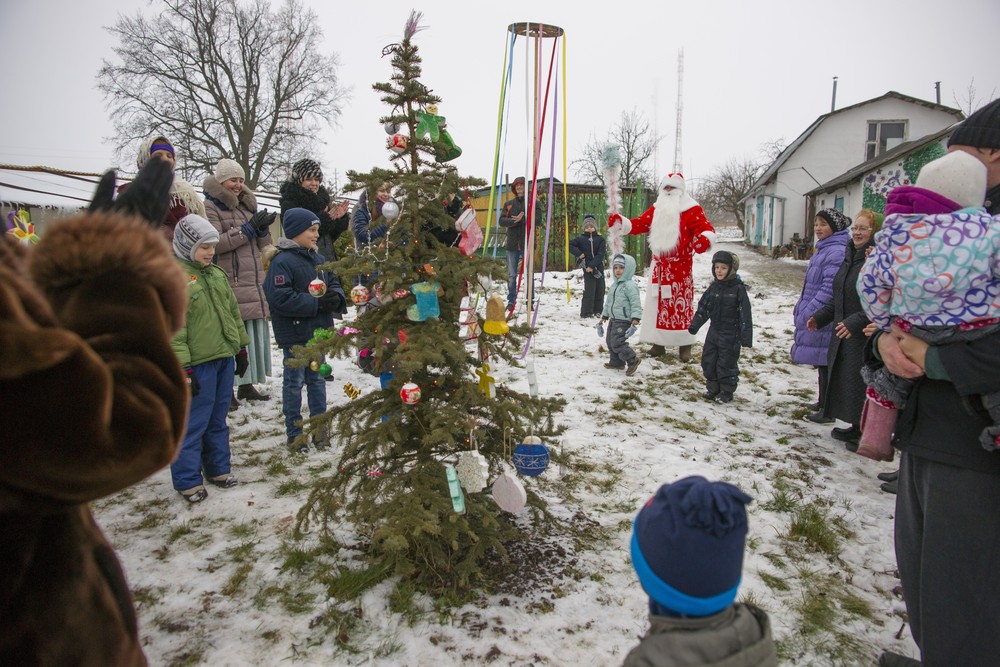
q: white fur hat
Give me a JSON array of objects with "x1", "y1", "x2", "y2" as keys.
[
  {"x1": 214, "y1": 158, "x2": 246, "y2": 183},
  {"x1": 915, "y1": 151, "x2": 987, "y2": 209}
]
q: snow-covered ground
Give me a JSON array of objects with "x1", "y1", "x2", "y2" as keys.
[{"x1": 94, "y1": 232, "x2": 917, "y2": 665}]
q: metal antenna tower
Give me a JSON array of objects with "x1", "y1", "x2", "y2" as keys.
[{"x1": 673, "y1": 48, "x2": 684, "y2": 173}]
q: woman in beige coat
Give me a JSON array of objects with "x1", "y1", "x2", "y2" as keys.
[{"x1": 203, "y1": 159, "x2": 275, "y2": 406}]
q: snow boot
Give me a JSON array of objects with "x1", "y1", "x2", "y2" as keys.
[
  {"x1": 703, "y1": 381, "x2": 720, "y2": 401},
  {"x1": 625, "y1": 357, "x2": 642, "y2": 377},
  {"x1": 678, "y1": 345, "x2": 693, "y2": 363},
  {"x1": 229, "y1": 389, "x2": 239, "y2": 412},
  {"x1": 857, "y1": 397, "x2": 896, "y2": 462},
  {"x1": 714, "y1": 392, "x2": 734, "y2": 404},
  {"x1": 647, "y1": 344, "x2": 666, "y2": 357},
  {"x1": 237, "y1": 384, "x2": 270, "y2": 401}
]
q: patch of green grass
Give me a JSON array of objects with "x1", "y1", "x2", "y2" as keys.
[
  {"x1": 788, "y1": 505, "x2": 841, "y2": 556},
  {"x1": 775, "y1": 436, "x2": 790, "y2": 445},
  {"x1": 132, "y1": 586, "x2": 165, "y2": 607},
  {"x1": 221, "y1": 562, "x2": 253, "y2": 596},
  {"x1": 759, "y1": 571, "x2": 790, "y2": 591},
  {"x1": 276, "y1": 478, "x2": 309, "y2": 496}
]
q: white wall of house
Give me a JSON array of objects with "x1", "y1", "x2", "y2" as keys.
[{"x1": 757, "y1": 98, "x2": 958, "y2": 247}]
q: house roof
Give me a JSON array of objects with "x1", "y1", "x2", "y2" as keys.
[
  {"x1": 805, "y1": 125, "x2": 956, "y2": 196},
  {"x1": 741, "y1": 91, "x2": 963, "y2": 202}
]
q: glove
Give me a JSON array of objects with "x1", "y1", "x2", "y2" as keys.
[
  {"x1": 692, "y1": 235, "x2": 711, "y2": 253},
  {"x1": 240, "y1": 221, "x2": 256, "y2": 238},
  {"x1": 596, "y1": 320, "x2": 605, "y2": 337},
  {"x1": 235, "y1": 348, "x2": 249, "y2": 377},
  {"x1": 249, "y1": 209, "x2": 277, "y2": 233},
  {"x1": 317, "y1": 289, "x2": 345, "y2": 313},
  {"x1": 185, "y1": 367, "x2": 200, "y2": 397},
  {"x1": 608, "y1": 213, "x2": 622, "y2": 227},
  {"x1": 625, "y1": 324, "x2": 637, "y2": 338},
  {"x1": 688, "y1": 326, "x2": 698, "y2": 335},
  {"x1": 90, "y1": 156, "x2": 174, "y2": 226}
]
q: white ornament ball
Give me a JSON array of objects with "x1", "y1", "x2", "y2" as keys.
[
  {"x1": 400, "y1": 381, "x2": 421, "y2": 405},
  {"x1": 350, "y1": 284, "x2": 371, "y2": 305},
  {"x1": 381, "y1": 201, "x2": 400, "y2": 220},
  {"x1": 307, "y1": 278, "x2": 327, "y2": 297}
]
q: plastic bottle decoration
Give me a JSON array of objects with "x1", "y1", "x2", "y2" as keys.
[
  {"x1": 308, "y1": 278, "x2": 327, "y2": 297},
  {"x1": 475, "y1": 363, "x2": 496, "y2": 399},
  {"x1": 406, "y1": 281, "x2": 441, "y2": 322},
  {"x1": 444, "y1": 464, "x2": 466, "y2": 514},
  {"x1": 400, "y1": 381, "x2": 421, "y2": 405},
  {"x1": 381, "y1": 201, "x2": 401, "y2": 220},
  {"x1": 513, "y1": 435, "x2": 549, "y2": 476},
  {"x1": 492, "y1": 471, "x2": 527, "y2": 513},
  {"x1": 307, "y1": 327, "x2": 334, "y2": 346},
  {"x1": 482, "y1": 295, "x2": 510, "y2": 335},
  {"x1": 387, "y1": 133, "x2": 408, "y2": 155},
  {"x1": 350, "y1": 284, "x2": 371, "y2": 305},
  {"x1": 454, "y1": 208, "x2": 484, "y2": 256}
]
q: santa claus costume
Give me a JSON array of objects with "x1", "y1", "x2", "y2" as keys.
[{"x1": 610, "y1": 173, "x2": 715, "y2": 359}]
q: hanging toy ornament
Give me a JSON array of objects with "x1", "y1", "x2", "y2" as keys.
[
  {"x1": 400, "y1": 381, "x2": 421, "y2": 405},
  {"x1": 444, "y1": 464, "x2": 466, "y2": 514},
  {"x1": 6, "y1": 209, "x2": 40, "y2": 245},
  {"x1": 475, "y1": 363, "x2": 496, "y2": 399},
  {"x1": 350, "y1": 284, "x2": 371, "y2": 305},
  {"x1": 406, "y1": 281, "x2": 441, "y2": 322},
  {"x1": 492, "y1": 471, "x2": 527, "y2": 513},
  {"x1": 381, "y1": 201, "x2": 400, "y2": 220},
  {"x1": 387, "y1": 133, "x2": 408, "y2": 155},
  {"x1": 455, "y1": 208, "x2": 484, "y2": 256},
  {"x1": 456, "y1": 450, "x2": 490, "y2": 493},
  {"x1": 308, "y1": 278, "x2": 327, "y2": 297},
  {"x1": 513, "y1": 435, "x2": 550, "y2": 476},
  {"x1": 483, "y1": 295, "x2": 510, "y2": 335}
]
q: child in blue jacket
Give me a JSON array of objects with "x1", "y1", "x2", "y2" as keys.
[
  {"x1": 600, "y1": 253, "x2": 642, "y2": 376},
  {"x1": 265, "y1": 208, "x2": 347, "y2": 451}
]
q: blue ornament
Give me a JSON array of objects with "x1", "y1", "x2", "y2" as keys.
[{"x1": 513, "y1": 435, "x2": 549, "y2": 476}]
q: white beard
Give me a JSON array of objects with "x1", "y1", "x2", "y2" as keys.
[{"x1": 649, "y1": 189, "x2": 681, "y2": 255}]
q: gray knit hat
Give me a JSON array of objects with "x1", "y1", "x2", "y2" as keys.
[
  {"x1": 947, "y1": 98, "x2": 1000, "y2": 150},
  {"x1": 214, "y1": 158, "x2": 245, "y2": 183},
  {"x1": 173, "y1": 214, "x2": 220, "y2": 261},
  {"x1": 583, "y1": 214, "x2": 597, "y2": 231}
]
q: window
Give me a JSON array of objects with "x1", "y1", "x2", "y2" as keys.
[
  {"x1": 866, "y1": 121, "x2": 907, "y2": 160},
  {"x1": 834, "y1": 196, "x2": 844, "y2": 212}
]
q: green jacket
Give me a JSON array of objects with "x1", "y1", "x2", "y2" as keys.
[
  {"x1": 172, "y1": 259, "x2": 249, "y2": 368},
  {"x1": 602, "y1": 254, "x2": 642, "y2": 321}
]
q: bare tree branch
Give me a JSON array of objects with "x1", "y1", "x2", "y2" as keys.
[
  {"x1": 573, "y1": 108, "x2": 659, "y2": 188},
  {"x1": 952, "y1": 78, "x2": 998, "y2": 116},
  {"x1": 693, "y1": 140, "x2": 785, "y2": 231},
  {"x1": 97, "y1": 0, "x2": 348, "y2": 189}
]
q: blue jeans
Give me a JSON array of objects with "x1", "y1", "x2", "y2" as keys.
[
  {"x1": 170, "y1": 357, "x2": 233, "y2": 491},
  {"x1": 505, "y1": 250, "x2": 523, "y2": 307},
  {"x1": 281, "y1": 348, "x2": 327, "y2": 438}
]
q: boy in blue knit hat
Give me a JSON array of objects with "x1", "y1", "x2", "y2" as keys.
[{"x1": 624, "y1": 476, "x2": 777, "y2": 666}]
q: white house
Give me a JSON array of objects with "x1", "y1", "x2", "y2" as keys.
[
  {"x1": 741, "y1": 91, "x2": 962, "y2": 250},
  {"x1": 805, "y1": 126, "x2": 952, "y2": 221}
]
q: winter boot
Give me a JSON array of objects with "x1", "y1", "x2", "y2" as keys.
[
  {"x1": 878, "y1": 650, "x2": 922, "y2": 666},
  {"x1": 703, "y1": 381, "x2": 721, "y2": 401},
  {"x1": 647, "y1": 344, "x2": 666, "y2": 357},
  {"x1": 229, "y1": 389, "x2": 240, "y2": 412},
  {"x1": 678, "y1": 345, "x2": 693, "y2": 363},
  {"x1": 857, "y1": 398, "x2": 896, "y2": 462},
  {"x1": 287, "y1": 435, "x2": 309, "y2": 454},
  {"x1": 714, "y1": 384, "x2": 735, "y2": 403},
  {"x1": 237, "y1": 384, "x2": 271, "y2": 401},
  {"x1": 313, "y1": 426, "x2": 330, "y2": 451},
  {"x1": 880, "y1": 479, "x2": 898, "y2": 495},
  {"x1": 625, "y1": 357, "x2": 642, "y2": 377},
  {"x1": 207, "y1": 474, "x2": 238, "y2": 489}
]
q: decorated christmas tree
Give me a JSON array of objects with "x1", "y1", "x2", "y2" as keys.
[{"x1": 296, "y1": 12, "x2": 565, "y2": 592}]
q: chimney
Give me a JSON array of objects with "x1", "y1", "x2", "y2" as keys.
[
  {"x1": 831, "y1": 76, "x2": 838, "y2": 112},
  {"x1": 935, "y1": 81, "x2": 941, "y2": 105}
]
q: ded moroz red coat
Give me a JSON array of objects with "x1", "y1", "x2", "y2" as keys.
[{"x1": 620, "y1": 173, "x2": 715, "y2": 346}]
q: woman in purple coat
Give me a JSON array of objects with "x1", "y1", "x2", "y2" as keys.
[{"x1": 791, "y1": 208, "x2": 851, "y2": 422}]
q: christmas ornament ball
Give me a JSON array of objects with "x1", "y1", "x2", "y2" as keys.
[
  {"x1": 381, "y1": 201, "x2": 400, "y2": 220},
  {"x1": 400, "y1": 381, "x2": 421, "y2": 405},
  {"x1": 387, "y1": 133, "x2": 408, "y2": 155},
  {"x1": 308, "y1": 278, "x2": 327, "y2": 297},
  {"x1": 318, "y1": 363, "x2": 332, "y2": 377},
  {"x1": 309, "y1": 360, "x2": 321, "y2": 371},
  {"x1": 513, "y1": 435, "x2": 549, "y2": 476},
  {"x1": 351, "y1": 285, "x2": 371, "y2": 305},
  {"x1": 383, "y1": 120, "x2": 400, "y2": 135}
]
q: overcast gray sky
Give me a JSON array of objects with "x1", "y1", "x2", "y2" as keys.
[{"x1": 3, "y1": 0, "x2": 999, "y2": 190}]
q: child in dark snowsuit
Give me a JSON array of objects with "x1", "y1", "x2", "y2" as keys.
[
  {"x1": 568, "y1": 214, "x2": 606, "y2": 318},
  {"x1": 688, "y1": 250, "x2": 753, "y2": 403}
]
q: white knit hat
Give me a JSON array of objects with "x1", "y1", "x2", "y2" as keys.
[
  {"x1": 915, "y1": 151, "x2": 987, "y2": 209},
  {"x1": 173, "y1": 214, "x2": 220, "y2": 261},
  {"x1": 214, "y1": 158, "x2": 246, "y2": 183}
]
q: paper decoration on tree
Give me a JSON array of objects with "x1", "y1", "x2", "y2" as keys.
[
  {"x1": 406, "y1": 281, "x2": 440, "y2": 321},
  {"x1": 513, "y1": 435, "x2": 549, "y2": 476},
  {"x1": 455, "y1": 450, "x2": 489, "y2": 493},
  {"x1": 308, "y1": 278, "x2": 327, "y2": 297},
  {"x1": 455, "y1": 207, "x2": 484, "y2": 256},
  {"x1": 444, "y1": 464, "x2": 466, "y2": 513},
  {"x1": 492, "y1": 471, "x2": 527, "y2": 513},
  {"x1": 350, "y1": 284, "x2": 371, "y2": 305},
  {"x1": 307, "y1": 328, "x2": 333, "y2": 345},
  {"x1": 343, "y1": 383, "x2": 361, "y2": 399},
  {"x1": 475, "y1": 363, "x2": 496, "y2": 399},
  {"x1": 400, "y1": 381, "x2": 421, "y2": 404},
  {"x1": 5, "y1": 210, "x2": 39, "y2": 245},
  {"x1": 482, "y1": 295, "x2": 509, "y2": 335}
]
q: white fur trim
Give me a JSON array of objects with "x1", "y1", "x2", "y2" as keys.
[
  {"x1": 621, "y1": 218, "x2": 632, "y2": 235},
  {"x1": 700, "y1": 231, "x2": 717, "y2": 244},
  {"x1": 637, "y1": 284, "x2": 696, "y2": 345}
]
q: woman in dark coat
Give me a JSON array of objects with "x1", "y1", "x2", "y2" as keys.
[
  {"x1": 278, "y1": 159, "x2": 350, "y2": 262},
  {"x1": 811, "y1": 209, "x2": 881, "y2": 448}
]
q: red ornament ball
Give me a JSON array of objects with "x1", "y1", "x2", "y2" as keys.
[
  {"x1": 351, "y1": 285, "x2": 371, "y2": 305},
  {"x1": 308, "y1": 278, "x2": 327, "y2": 297},
  {"x1": 387, "y1": 133, "x2": 408, "y2": 155},
  {"x1": 400, "y1": 381, "x2": 421, "y2": 405}
]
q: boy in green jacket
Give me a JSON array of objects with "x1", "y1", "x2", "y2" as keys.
[
  {"x1": 171, "y1": 214, "x2": 250, "y2": 502},
  {"x1": 600, "y1": 253, "x2": 643, "y2": 376}
]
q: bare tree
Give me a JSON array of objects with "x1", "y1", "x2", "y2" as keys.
[
  {"x1": 952, "y1": 78, "x2": 998, "y2": 116},
  {"x1": 696, "y1": 139, "x2": 785, "y2": 231},
  {"x1": 573, "y1": 109, "x2": 659, "y2": 188},
  {"x1": 97, "y1": 0, "x2": 347, "y2": 189}
]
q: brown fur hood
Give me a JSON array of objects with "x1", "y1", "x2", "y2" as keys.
[{"x1": 203, "y1": 174, "x2": 258, "y2": 212}]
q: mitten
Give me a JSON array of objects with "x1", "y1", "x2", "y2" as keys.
[
  {"x1": 235, "y1": 348, "x2": 249, "y2": 377},
  {"x1": 240, "y1": 221, "x2": 256, "y2": 238},
  {"x1": 185, "y1": 367, "x2": 200, "y2": 397},
  {"x1": 596, "y1": 321, "x2": 605, "y2": 337},
  {"x1": 692, "y1": 235, "x2": 711, "y2": 253},
  {"x1": 625, "y1": 324, "x2": 637, "y2": 338},
  {"x1": 317, "y1": 289, "x2": 345, "y2": 313},
  {"x1": 608, "y1": 213, "x2": 622, "y2": 227}
]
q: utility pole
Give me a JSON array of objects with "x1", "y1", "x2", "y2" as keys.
[{"x1": 673, "y1": 48, "x2": 684, "y2": 174}]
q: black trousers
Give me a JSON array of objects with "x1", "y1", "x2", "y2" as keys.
[
  {"x1": 580, "y1": 270, "x2": 605, "y2": 317},
  {"x1": 701, "y1": 334, "x2": 741, "y2": 392},
  {"x1": 895, "y1": 452, "x2": 1000, "y2": 665}
]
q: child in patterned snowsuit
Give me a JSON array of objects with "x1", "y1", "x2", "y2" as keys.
[
  {"x1": 858, "y1": 150, "x2": 1000, "y2": 457},
  {"x1": 688, "y1": 250, "x2": 753, "y2": 404}
]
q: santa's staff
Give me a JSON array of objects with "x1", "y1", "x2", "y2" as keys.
[{"x1": 600, "y1": 144, "x2": 625, "y2": 255}]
